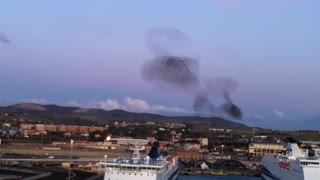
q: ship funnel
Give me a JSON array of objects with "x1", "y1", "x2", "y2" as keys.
[{"x1": 148, "y1": 141, "x2": 160, "y2": 159}]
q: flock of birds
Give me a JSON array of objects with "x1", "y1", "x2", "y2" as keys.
[
  {"x1": 0, "y1": 27, "x2": 242, "y2": 120},
  {"x1": 141, "y1": 27, "x2": 242, "y2": 120},
  {"x1": 0, "y1": 32, "x2": 10, "y2": 45}
]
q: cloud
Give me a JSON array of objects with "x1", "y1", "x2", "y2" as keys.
[
  {"x1": 274, "y1": 109, "x2": 285, "y2": 119},
  {"x1": 124, "y1": 97, "x2": 150, "y2": 112},
  {"x1": 152, "y1": 105, "x2": 188, "y2": 113},
  {"x1": 65, "y1": 101, "x2": 82, "y2": 107},
  {"x1": 9, "y1": 97, "x2": 190, "y2": 115},
  {"x1": 88, "y1": 97, "x2": 189, "y2": 115},
  {"x1": 123, "y1": 97, "x2": 190, "y2": 114},
  {"x1": 89, "y1": 99, "x2": 124, "y2": 110},
  {"x1": 20, "y1": 98, "x2": 48, "y2": 104}
]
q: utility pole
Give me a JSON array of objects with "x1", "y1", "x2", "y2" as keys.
[
  {"x1": 221, "y1": 144, "x2": 224, "y2": 155},
  {"x1": 68, "y1": 139, "x2": 74, "y2": 180}
]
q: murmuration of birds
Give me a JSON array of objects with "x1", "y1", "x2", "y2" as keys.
[
  {"x1": 141, "y1": 27, "x2": 242, "y2": 120},
  {"x1": 144, "y1": 27, "x2": 190, "y2": 56},
  {"x1": 0, "y1": 32, "x2": 10, "y2": 45},
  {"x1": 141, "y1": 56, "x2": 199, "y2": 90}
]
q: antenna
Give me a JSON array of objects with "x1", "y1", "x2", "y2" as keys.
[{"x1": 129, "y1": 143, "x2": 144, "y2": 164}]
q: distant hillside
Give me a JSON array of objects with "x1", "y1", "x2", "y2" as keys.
[{"x1": 0, "y1": 103, "x2": 247, "y2": 128}]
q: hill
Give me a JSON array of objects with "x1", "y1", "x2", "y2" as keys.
[{"x1": 0, "y1": 103, "x2": 247, "y2": 128}]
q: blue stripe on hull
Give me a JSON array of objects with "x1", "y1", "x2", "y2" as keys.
[
  {"x1": 261, "y1": 165, "x2": 281, "y2": 180},
  {"x1": 262, "y1": 174, "x2": 274, "y2": 180},
  {"x1": 168, "y1": 168, "x2": 179, "y2": 180}
]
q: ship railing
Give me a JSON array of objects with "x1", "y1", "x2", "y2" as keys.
[
  {"x1": 99, "y1": 160, "x2": 164, "y2": 167},
  {"x1": 98, "y1": 155, "x2": 174, "y2": 170},
  {"x1": 277, "y1": 154, "x2": 289, "y2": 159},
  {"x1": 99, "y1": 162, "x2": 165, "y2": 173}
]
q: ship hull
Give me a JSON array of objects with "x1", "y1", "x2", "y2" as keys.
[
  {"x1": 261, "y1": 174, "x2": 276, "y2": 180},
  {"x1": 103, "y1": 167, "x2": 178, "y2": 180},
  {"x1": 260, "y1": 165, "x2": 281, "y2": 180},
  {"x1": 262, "y1": 156, "x2": 320, "y2": 180},
  {"x1": 262, "y1": 155, "x2": 304, "y2": 180},
  {"x1": 261, "y1": 143, "x2": 320, "y2": 180}
]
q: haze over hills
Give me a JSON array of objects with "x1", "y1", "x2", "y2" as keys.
[{"x1": 0, "y1": 103, "x2": 247, "y2": 128}]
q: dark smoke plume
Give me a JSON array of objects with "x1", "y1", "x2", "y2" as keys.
[
  {"x1": 141, "y1": 56, "x2": 200, "y2": 90},
  {"x1": 0, "y1": 32, "x2": 10, "y2": 45},
  {"x1": 145, "y1": 27, "x2": 190, "y2": 56}
]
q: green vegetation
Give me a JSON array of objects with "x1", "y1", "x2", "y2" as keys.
[{"x1": 294, "y1": 134, "x2": 320, "y2": 141}]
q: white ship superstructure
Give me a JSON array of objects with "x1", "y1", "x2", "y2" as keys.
[
  {"x1": 99, "y1": 141, "x2": 178, "y2": 180},
  {"x1": 261, "y1": 143, "x2": 320, "y2": 180}
]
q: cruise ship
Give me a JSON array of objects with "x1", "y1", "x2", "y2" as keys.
[
  {"x1": 99, "y1": 141, "x2": 179, "y2": 180},
  {"x1": 261, "y1": 143, "x2": 320, "y2": 180}
]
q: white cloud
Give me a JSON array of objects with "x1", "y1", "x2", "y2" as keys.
[
  {"x1": 89, "y1": 99, "x2": 123, "y2": 110},
  {"x1": 66, "y1": 101, "x2": 82, "y2": 107},
  {"x1": 274, "y1": 109, "x2": 285, "y2": 119},
  {"x1": 152, "y1": 105, "x2": 188, "y2": 113},
  {"x1": 124, "y1": 97, "x2": 150, "y2": 112},
  {"x1": 87, "y1": 97, "x2": 189, "y2": 115},
  {"x1": 20, "y1": 98, "x2": 48, "y2": 104},
  {"x1": 16, "y1": 97, "x2": 189, "y2": 115}
]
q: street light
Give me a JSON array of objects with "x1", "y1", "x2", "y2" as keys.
[
  {"x1": 221, "y1": 144, "x2": 224, "y2": 155},
  {"x1": 68, "y1": 139, "x2": 74, "y2": 180}
]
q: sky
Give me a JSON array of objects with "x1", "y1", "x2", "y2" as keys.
[{"x1": 0, "y1": 0, "x2": 320, "y2": 129}]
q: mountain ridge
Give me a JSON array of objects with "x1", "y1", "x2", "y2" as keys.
[{"x1": 0, "y1": 103, "x2": 247, "y2": 128}]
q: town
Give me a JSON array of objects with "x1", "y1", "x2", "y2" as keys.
[{"x1": 1, "y1": 109, "x2": 320, "y2": 179}]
